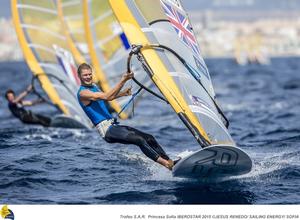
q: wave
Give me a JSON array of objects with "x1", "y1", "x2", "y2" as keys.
[{"x1": 0, "y1": 177, "x2": 80, "y2": 189}]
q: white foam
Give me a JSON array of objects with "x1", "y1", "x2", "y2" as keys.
[
  {"x1": 177, "y1": 150, "x2": 194, "y2": 158},
  {"x1": 227, "y1": 149, "x2": 296, "y2": 182},
  {"x1": 145, "y1": 150, "x2": 195, "y2": 182},
  {"x1": 270, "y1": 101, "x2": 288, "y2": 110},
  {"x1": 116, "y1": 150, "x2": 185, "y2": 181},
  {"x1": 69, "y1": 129, "x2": 86, "y2": 138},
  {"x1": 122, "y1": 151, "x2": 146, "y2": 163},
  {"x1": 225, "y1": 103, "x2": 248, "y2": 111},
  {"x1": 24, "y1": 134, "x2": 52, "y2": 141}
]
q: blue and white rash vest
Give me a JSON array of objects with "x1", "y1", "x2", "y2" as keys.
[{"x1": 77, "y1": 84, "x2": 112, "y2": 125}]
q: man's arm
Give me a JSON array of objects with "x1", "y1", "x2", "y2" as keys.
[
  {"x1": 13, "y1": 85, "x2": 33, "y2": 103},
  {"x1": 22, "y1": 98, "x2": 44, "y2": 106},
  {"x1": 115, "y1": 87, "x2": 132, "y2": 99},
  {"x1": 80, "y1": 72, "x2": 133, "y2": 102}
]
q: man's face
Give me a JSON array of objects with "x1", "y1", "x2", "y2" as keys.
[
  {"x1": 79, "y1": 68, "x2": 93, "y2": 85},
  {"x1": 6, "y1": 92, "x2": 15, "y2": 102}
]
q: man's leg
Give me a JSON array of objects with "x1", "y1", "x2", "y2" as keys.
[
  {"x1": 20, "y1": 111, "x2": 51, "y2": 127},
  {"x1": 130, "y1": 129, "x2": 170, "y2": 161},
  {"x1": 33, "y1": 113, "x2": 51, "y2": 127},
  {"x1": 104, "y1": 125, "x2": 174, "y2": 169}
]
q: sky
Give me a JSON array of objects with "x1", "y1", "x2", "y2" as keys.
[
  {"x1": 0, "y1": 0, "x2": 10, "y2": 18},
  {"x1": 1, "y1": 0, "x2": 300, "y2": 18},
  {"x1": 184, "y1": 0, "x2": 300, "y2": 10}
]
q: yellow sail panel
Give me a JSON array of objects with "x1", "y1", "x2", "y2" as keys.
[
  {"x1": 56, "y1": 0, "x2": 88, "y2": 63},
  {"x1": 57, "y1": 0, "x2": 107, "y2": 93},
  {"x1": 88, "y1": 0, "x2": 123, "y2": 60},
  {"x1": 12, "y1": 0, "x2": 92, "y2": 128}
]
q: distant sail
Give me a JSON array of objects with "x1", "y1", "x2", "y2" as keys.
[
  {"x1": 56, "y1": 0, "x2": 107, "y2": 91},
  {"x1": 56, "y1": 0, "x2": 90, "y2": 63},
  {"x1": 83, "y1": 0, "x2": 152, "y2": 119},
  {"x1": 12, "y1": 0, "x2": 92, "y2": 128},
  {"x1": 110, "y1": 0, "x2": 235, "y2": 147}
]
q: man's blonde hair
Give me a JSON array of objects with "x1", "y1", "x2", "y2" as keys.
[{"x1": 77, "y1": 63, "x2": 92, "y2": 76}]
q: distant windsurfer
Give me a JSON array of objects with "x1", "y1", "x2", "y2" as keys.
[
  {"x1": 5, "y1": 85, "x2": 51, "y2": 127},
  {"x1": 77, "y1": 63, "x2": 178, "y2": 170}
]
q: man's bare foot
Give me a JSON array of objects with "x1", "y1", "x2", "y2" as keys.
[
  {"x1": 166, "y1": 158, "x2": 182, "y2": 170},
  {"x1": 167, "y1": 159, "x2": 174, "y2": 170},
  {"x1": 157, "y1": 157, "x2": 174, "y2": 170}
]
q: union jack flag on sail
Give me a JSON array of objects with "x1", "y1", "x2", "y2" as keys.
[{"x1": 160, "y1": 0, "x2": 201, "y2": 57}]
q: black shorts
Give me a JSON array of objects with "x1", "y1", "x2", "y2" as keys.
[{"x1": 19, "y1": 111, "x2": 51, "y2": 127}]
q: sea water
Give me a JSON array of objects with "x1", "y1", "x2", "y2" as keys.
[{"x1": 0, "y1": 58, "x2": 299, "y2": 204}]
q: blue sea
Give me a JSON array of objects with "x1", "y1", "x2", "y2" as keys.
[{"x1": 0, "y1": 58, "x2": 299, "y2": 204}]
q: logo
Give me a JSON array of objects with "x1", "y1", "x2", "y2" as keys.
[
  {"x1": 190, "y1": 95, "x2": 212, "y2": 111},
  {"x1": 191, "y1": 95, "x2": 204, "y2": 106},
  {"x1": 0, "y1": 205, "x2": 14, "y2": 220},
  {"x1": 193, "y1": 56, "x2": 210, "y2": 80},
  {"x1": 160, "y1": 0, "x2": 201, "y2": 57}
]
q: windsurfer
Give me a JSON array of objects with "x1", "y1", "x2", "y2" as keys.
[
  {"x1": 5, "y1": 85, "x2": 51, "y2": 127},
  {"x1": 77, "y1": 63, "x2": 178, "y2": 170}
]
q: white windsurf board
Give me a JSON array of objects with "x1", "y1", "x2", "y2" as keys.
[{"x1": 172, "y1": 145, "x2": 252, "y2": 179}]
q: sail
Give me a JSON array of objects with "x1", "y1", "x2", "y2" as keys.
[
  {"x1": 56, "y1": 0, "x2": 103, "y2": 87},
  {"x1": 82, "y1": 0, "x2": 152, "y2": 119},
  {"x1": 56, "y1": 0, "x2": 90, "y2": 63},
  {"x1": 109, "y1": 0, "x2": 235, "y2": 147},
  {"x1": 12, "y1": 0, "x2": 92, "y2": 128}
]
